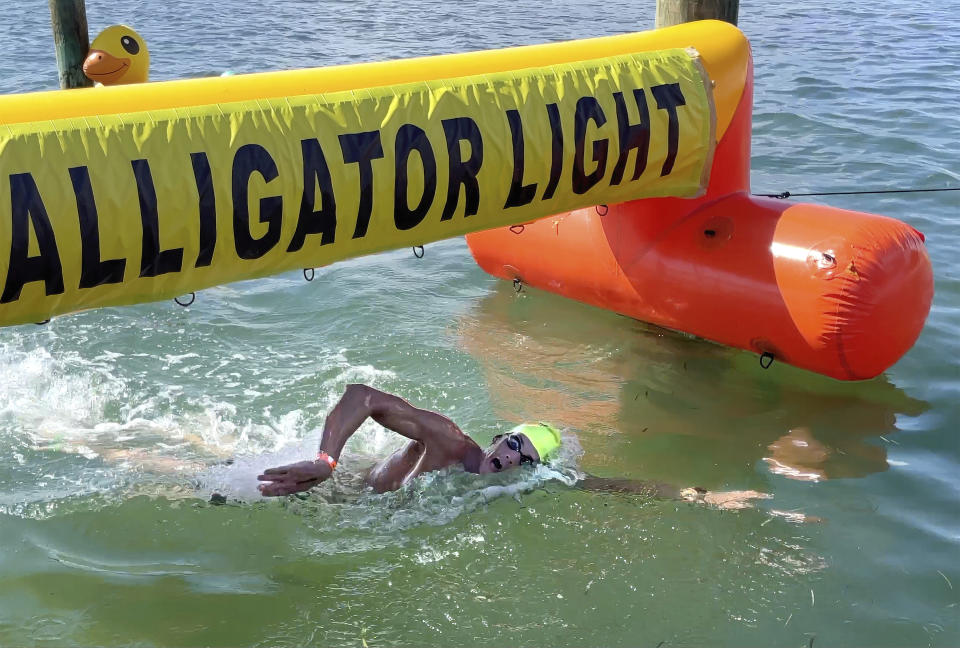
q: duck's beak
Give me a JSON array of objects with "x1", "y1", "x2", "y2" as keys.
[{"x1": 82, "y1": 50, "x2": 131, "y2": 85}]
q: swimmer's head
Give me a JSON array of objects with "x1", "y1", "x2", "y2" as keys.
[{"x1": 478, "y1": 422, "x2": 561, "y2": 474}]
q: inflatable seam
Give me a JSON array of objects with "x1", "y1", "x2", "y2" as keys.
[{"x1": 687, "y1": 48, "x2": 718, "y2": 199}]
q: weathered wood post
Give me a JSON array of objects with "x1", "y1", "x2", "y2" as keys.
[
  {"x1": 655, "y1": 0, "x2": 738, "y2": 27},
  {"x1": 49, "y1": 0, "x2": 93, "y2": 88}
]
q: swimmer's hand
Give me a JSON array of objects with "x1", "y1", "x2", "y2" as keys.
[
  {"x1": 257, "y1": 460, "x2": 332, "y2": 497},
  {"x1": 681, "y1": 487, "x2": 772, "y2": 510}
]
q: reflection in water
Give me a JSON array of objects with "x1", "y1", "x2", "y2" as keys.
[{"x1": 457, "y1": 285, "x2": 928, "y2": 489}]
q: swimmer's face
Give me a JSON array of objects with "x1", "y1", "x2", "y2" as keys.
[{"x1": 478, "y1": 432, "x2": 540, "y2": 474}]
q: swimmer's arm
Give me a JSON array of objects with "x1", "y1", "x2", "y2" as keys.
[
  {"x1": 576, "y1": 476, "x2": 685, "y2": 499},
  {"x1": 318, "y1": 384, "x2": 468, "y2": 460},
  {"x1": 577, "y1": 476, "x2": 771, "y2": 510},
  {"x1": 258, "y1": 384, "x2": 466, "y2": 496}
]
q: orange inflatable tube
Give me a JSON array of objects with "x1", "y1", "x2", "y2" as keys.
[{"x1": 467, "y1": 23, "x2": 933, "y2": 381}]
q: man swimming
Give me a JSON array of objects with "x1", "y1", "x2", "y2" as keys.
[{"x1": 257, "y1": 384, "x2": 769, "y2": 509}]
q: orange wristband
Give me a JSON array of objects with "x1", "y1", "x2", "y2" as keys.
[{"x1": 315, "y1": 451, "x2": 337, "y2": 470}]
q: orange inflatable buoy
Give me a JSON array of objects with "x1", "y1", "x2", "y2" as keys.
[
  {"x1": 468, "y1": 192, "x2": 932, "y2": 380},
  {"x1": 466, "y1": 32, "x2": 933, "y2": 381}
]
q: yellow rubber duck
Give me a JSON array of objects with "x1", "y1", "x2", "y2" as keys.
[{"x1": 82, "y1": 25, "x2": 149, "y2": 86}]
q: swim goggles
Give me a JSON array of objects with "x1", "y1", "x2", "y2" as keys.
[{"x1": 497, "y1": 433, "x2": 537, "y2": 465}]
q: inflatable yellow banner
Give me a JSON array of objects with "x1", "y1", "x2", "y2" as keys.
[{"x1": 0, "y1": 47, "x2": 714, "y2": 326}]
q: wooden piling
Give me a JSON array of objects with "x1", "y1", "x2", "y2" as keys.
[
  {"x1": 49, "y1": 0, "x2": 93, "y2": 88},
  {"x1": 655, "y1": 0, "x2": 738, "y2": 28}
]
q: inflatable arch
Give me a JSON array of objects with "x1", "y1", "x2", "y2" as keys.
[
  {"x1": 0, "y1": 20, "x2": 932, "y2": 379},
  {"x1": 465, "y1": 22, "x2": 933, "y2": 380}
]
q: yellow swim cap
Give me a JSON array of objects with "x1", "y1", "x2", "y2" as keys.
[{"x1": 510, "y1": 422, "x2": 562, "y2": 461}]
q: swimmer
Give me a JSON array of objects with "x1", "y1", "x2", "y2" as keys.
[{"x1": 257, "y1": 384, "x2": 770, "y2": 509}]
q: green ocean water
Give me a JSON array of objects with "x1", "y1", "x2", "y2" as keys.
[{"x1": 0, "y1": 1, "x2": 958, "y2": 646}]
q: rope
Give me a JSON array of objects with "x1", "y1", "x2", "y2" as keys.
[{"x1": 755, "y1": 187, "x2": 960, "y2": 199}]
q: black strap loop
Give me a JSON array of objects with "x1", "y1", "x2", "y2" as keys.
[
  {"x1": 413, "y1": 245, "x2": 424, "y2": 259},
  {"x1": 596, "y1": 204, "x2": 609, "y2": 216},
  {"x1": 513, "y1": 277, "x2": 523, "y2": 293},
  {"x1": 174, "y1": 292, "x2": 196, "y2": 307},
  {"x1": 509, "y1": 224, "x2": 525, "y2": 235},
  {"x1": 759, "y1": 352, "x2": 775, "y2": 369},
  {"x1": 303, "y1": 268, "x2": 315, "y2": 282},
  {"x1": 35, "y1": 319, "x2": 50, "y2": 326}
]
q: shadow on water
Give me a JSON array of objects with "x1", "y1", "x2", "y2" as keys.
[{"x1": 457, "y1": 283, "x2": 928, "y2": 490}]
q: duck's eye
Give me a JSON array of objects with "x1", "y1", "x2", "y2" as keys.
[{"x1": 120, "y1": 35, "x2": 140, "y2": 55}]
